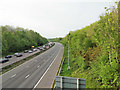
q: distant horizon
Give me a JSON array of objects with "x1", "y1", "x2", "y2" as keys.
[
  {"x1": 0, "y1": 23, "x2": 93, "y2": 39},
  {"x1": 0, "y1": 0, "x2": 116, "y2": 38}
]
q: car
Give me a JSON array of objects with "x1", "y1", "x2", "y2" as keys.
[
  {"x1": 43, "y1": 45, "x2": 46, "y2": 49},
  {"x1": 14, "y1": 53, "x2": 19, "y2": 56},
  {"x1": 0, "y1": 58, "x2": 9, "y2": 63},
  {"x1": 16, "y1": 53, "x2": 23, "y2": 57},
  {"x1": 24, "y1": 50, "x2": 28, "y2": 53},
  {"x1": 5, "y1": 55, "x2": 12, "y2": 58},
  {"x1": 42, "y1": 48, "x2": 45, "y2": 51},
  {"x1": 37, "y1": 47, "x2": 40, "y2": 49},
  {"x1": 48, "y1": 42, "x2": 53, "y2": 46},
  {"x1": 46, "y1": 46, "x2": 50, "y2": 49},
  {"x1": 28, "y1": 50, "x2": 33, "y2": 53},
  {"x1": 33, "y1": 49, "x2": 37, "y2": 52},
  {"x1": 38, "y1": 47, "x2": 44, "y2": 50}
]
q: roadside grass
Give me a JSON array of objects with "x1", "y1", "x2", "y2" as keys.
[
  {"x1": 60, "y1": 57, "x2": 77, "y2": 76},
  {"x1": 71, "y1": 68, "x2": 101, "y2": 88},
  {"x1": 1, "y1": 44, "x2": 55, "y2": 75},
  {"x1": 60, "y1": 56, "x2": 101, "y2": 88}
]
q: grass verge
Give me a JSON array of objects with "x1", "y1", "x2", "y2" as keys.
[{"x1": 59, "y1": 56, "x2": 102, "y2": 88}]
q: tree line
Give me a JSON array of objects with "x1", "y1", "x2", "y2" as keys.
[
  {"x1": 48, "y1": 37, "x2": 62, "y2": 42},
  {"x1": 1, "y1": 25, "x2": 48, "y2": 56}
]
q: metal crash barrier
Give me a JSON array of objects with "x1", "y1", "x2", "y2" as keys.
[{"x1": 55, "y1": 76, "x2": 86, "y2": 90}]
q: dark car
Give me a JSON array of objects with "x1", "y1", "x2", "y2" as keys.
[
  {"x1": 16, "y1": 53, "x2": 23, "y2": 57},
  {"x1": 0, "y1": 58, "x2": 9, "y2": 63},
  {"x1": 24, "y1": 50, "x2": 28, "y2": 53},
  {"x1": 5, "y1": 55, "x2": 12, "y2": 58}
]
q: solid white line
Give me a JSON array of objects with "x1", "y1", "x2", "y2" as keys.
[
  {"x1": 33, "y1": 47, "x2": 61, "y2": 89},
  {"x1": 25, "y1": 74, "x2": 30, "y2": 78},
  {"x1": 11, "y1": 74, "x2": 16, "y2": 78}
]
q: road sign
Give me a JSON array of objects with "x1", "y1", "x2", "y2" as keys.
[{"x1": 55, "y1": 76, "x2": 86, "y2": 89}]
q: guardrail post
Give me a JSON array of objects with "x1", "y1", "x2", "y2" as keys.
[
  {"x1": 77, "y1": 78, "x2": 79, "y2": 90},
  {"x1": 61, "y1": 76, "x2": 63, "y2": 89}
]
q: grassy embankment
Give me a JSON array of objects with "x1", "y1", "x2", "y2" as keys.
[{"x1": 59, "y1": 2, "x2": 120, "y2": 88}]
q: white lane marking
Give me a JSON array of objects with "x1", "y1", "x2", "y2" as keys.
[
  {"x1": 37, "y1": 66, "x2": 40, "y2": 68},
  {"x1": 33, "y1": 46, "x2": 61, "y2": 89},
  {"x1": 1, "y1": 44, "x2": 56, "y2": 77},
  {"x1": 11, "y1": 74, "x2": 16, "y2": 78},
  {"x1": 25, "y1": 74, "x2": 30, "y2": 78}
]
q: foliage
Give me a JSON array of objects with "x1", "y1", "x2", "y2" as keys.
[
  {"x1": 1, "y1": 25, "x2": 48, "y2": 56},
  {"x1": 60, "y1": 2, "x2": 120, "y2": 88},
  {"x1": 48, "y1": 37, "x2": 63, "y2": 42}
]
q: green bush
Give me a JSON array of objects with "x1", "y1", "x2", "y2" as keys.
[
  {"x1": 60, "y1": 2, "x2": 120, "y2": 88},
  {"x1": 1, "y1": 25, "x2": 48, "y2": 56}
]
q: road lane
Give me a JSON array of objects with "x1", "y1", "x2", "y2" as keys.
[
  {"x1": 35, "y1": 43, "x2": 64, "y2": 88},
  {"x1": 1, "y1": 43, "x2": 64, "y2": 88},
  {"x1": 2, "y1": 47, "x2": 42, "y2": 68}
]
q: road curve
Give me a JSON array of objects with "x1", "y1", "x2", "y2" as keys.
[{"x1": 1, "y1": 43, "x2": 64, "y2": 89}]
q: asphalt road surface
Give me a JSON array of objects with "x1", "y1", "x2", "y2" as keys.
[
  {"x1": 1, "y1": 43, "x2": 64, "y2": 89},
  {"x1": 2, "y1": 48, "x2": 41, "y2": 68}
]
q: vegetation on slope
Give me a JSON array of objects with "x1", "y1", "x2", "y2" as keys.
[
  {"x1": 48, "y1": 37, "x2": 63, "y2": 42},
  {"x1": 60, "y1": 2, "x2": 120, "y2": 88},
  {"x1": 1, "y1": 25, "x2": 48, "y2": 56}
]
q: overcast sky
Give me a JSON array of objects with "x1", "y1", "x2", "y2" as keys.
[{"x1": 0, "y1": 0, "x2": 117, "y2": 38}]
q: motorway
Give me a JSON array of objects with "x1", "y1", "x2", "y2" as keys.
[
  {"x1": 1, "y1": 43, "x2": 64, "y2": 89},
  {"x1": 2, "y1": 48, "x2": 41, "y2": 68}
]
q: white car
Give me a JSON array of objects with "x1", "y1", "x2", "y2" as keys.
[
  {"x1": 14, "y1": 53, "x2": 19, "y2": 56},
  {"x1": 28, "y1": 50, "x2": 33, "y2": 53},
  {"x1": 33, "y1": 49, "x2": 37, "y2": 52},
  {"x1": 14, "y1": 53, "x2": 22, "y2": 57}
]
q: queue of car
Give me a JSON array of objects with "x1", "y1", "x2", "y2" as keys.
[{"x1": 0, "y1": 42, "x2": 55, "y2": 63}]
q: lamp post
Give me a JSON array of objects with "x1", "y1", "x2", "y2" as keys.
[{"x1": 68, "y1": 33, "x2": 70, "y2": 70}]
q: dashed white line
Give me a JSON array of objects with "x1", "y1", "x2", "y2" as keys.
[
  {"x1": 33, "y1": 47, "x2": 61, "y2": 89},
  {"x1": 37, "y1": 66, "x2": 40, "y2": 68},
  {"x1": 25, "y1": 74, "x2": 30, "y2": 78},
  {"x1": 11, "y1": 74, "x2": 16, "y2": 78}
]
